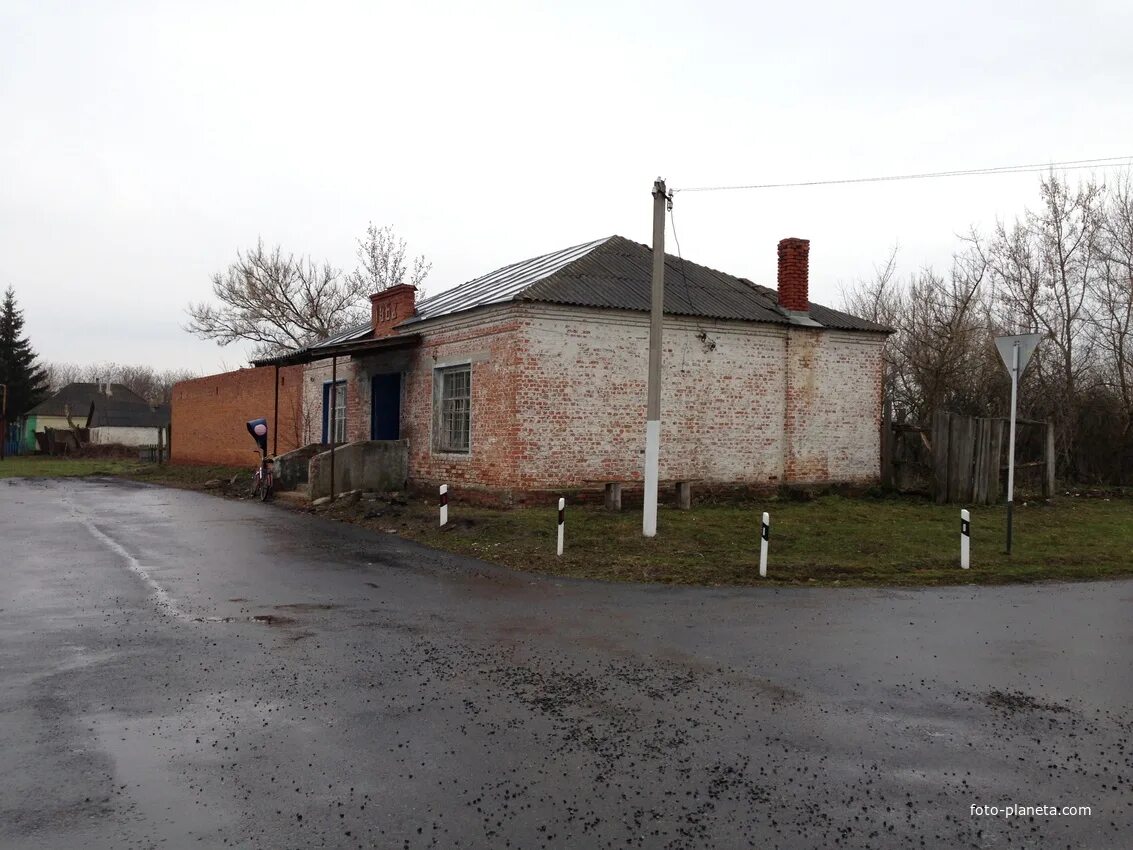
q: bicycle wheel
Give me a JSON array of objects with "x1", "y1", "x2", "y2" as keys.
[
  {"x1": 250, "y1": 475, "x2": 261, "y2": 499},
  {"x1": 259, "y1": 477, "x2": 272, "y2": 502}
]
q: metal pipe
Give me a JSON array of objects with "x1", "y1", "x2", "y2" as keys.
[{"x1": 330, "y1": 356, "x2": 337, "y2": 499}]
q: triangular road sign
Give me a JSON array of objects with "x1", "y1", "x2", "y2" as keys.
[{"x1": 995, "y1": 333, "x2": 1044, "y2": 376}]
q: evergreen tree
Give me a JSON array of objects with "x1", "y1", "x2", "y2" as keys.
[{"x1": 0, "y1": 287, "x2": 49, "y2": 420}]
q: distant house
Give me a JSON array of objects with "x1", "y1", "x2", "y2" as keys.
[
  {"x1": 88, "y1": 399, "x2": 171, "y2": 447},
  {"x1": 22, "y1": 382, "x2": 149, "y2": 451},
  {"x1": 173, "y1": 235, "x2": 890, "y2": 498}
]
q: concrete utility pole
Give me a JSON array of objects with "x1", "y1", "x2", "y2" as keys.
[{"x1": 643, "y1": 178, "x2": 667, "y2": 537}]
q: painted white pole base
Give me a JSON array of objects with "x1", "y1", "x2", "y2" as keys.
[
  {"x1": 759, "y1": 511, "x2": 769, "y2": 578},
  {"x1": 556, "y1": 497, "x2": 565, "y2": 556},
  {"x1": 643, "y1": 420, "x2": 660, "y2": 537},
  {"x1": 960, "y1": 508, "x2": 970, "y2": 569}
]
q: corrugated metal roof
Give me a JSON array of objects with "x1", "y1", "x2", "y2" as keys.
[
  {"x1": 402, "y1": 235, "x2": 890, "y2": 333},
  {"x1": 408, "y1": 237, "x2": 613, "y2": 323},
  {"x1": 310, "y1": 322, "x2": 372, "y2": 349},
  {"x1": 251, "y1": 330, "x2": 420, "y2": 367}
]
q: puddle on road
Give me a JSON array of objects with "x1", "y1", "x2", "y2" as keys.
[
  {"x1": 91, "y1": 712, "x2": 235, "y2": 845},
  {"x1": 251, "y1": 614, "x2": 296, "y2": 626}
]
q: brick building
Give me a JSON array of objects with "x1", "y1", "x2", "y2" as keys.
[
  {"x1": 173, "y1": 235, "x2": 889, "y2": 496},
  {"x1": 171, "y1": 365, "x2": 304, "y2": 466}
]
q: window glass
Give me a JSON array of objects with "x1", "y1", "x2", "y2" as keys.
[
  {"x1": 438, "y1": 366, "x2": 471, "y2": 452},
  {"x1": 333, "y1": 382, "x2": 346, "y2": 443}
]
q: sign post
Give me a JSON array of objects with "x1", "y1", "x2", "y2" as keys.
[{"x1": 995, "y1": 333, "x2": 1043, "y2": 554}]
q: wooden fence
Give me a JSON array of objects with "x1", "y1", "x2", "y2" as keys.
[{"x1": 882, "y1": 409, "x2": 1055, "y2": 504}]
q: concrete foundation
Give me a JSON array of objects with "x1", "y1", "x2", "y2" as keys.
[
  {"x1": 274, "y1": 443, "x2": 325, "y2": 492},
  {"x1": 308, "y1": 440, "x2": 408, "y2": 500}
]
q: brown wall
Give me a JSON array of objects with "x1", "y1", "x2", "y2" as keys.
[{"x1": 171, "y1": 365, "x2": 304, "y2": 466}]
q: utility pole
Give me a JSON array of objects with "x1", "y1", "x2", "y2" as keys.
[
  {"x1": 0, "y1": 383, "x2": 7, "y2": 461},
  {"x1": 643, "y1": 178, "x2": 667, "y2": 537}
]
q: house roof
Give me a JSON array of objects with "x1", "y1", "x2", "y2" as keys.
[
  {"x1": 403, "y1": 235, "x2": 891, "y2": 333},
  {"x1": 26, "y1": 383, "x2": 149, "y2": 418},
  {"x1": 88, "y1": 400, "x2": 170, "y2": 428},
  {"x1": 251, "y1": 332, "x2": 421, "y2": 367},
  {"x1": 252, "y1": 235, "x2": 889, "y2": 368}
]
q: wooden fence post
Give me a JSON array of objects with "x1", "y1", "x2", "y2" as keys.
[
  {"x1": 972, "y1": 419, "x2": 984, "y2": 505},
  {"x1": 932, "y1": 411, "x2": 951, "y2": 504},
  {"x1": 948, "y1": 414, "x2": 975, "y2": 503},
  {"x1": 880, "y1": 397, "x2": 894, "y2": 490},
  {"x1": 1043, "y1": 422, "x2": 1056, "y2": 498},
  {"x1": 988, "y1": 419, "x2": 1004, "y2": 504}
]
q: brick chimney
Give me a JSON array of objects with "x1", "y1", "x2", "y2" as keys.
[
  {"x1": 777, "y1": 237, "x2": 810, "y2": 313},
  {"x1": 369, "y1": 284, "x2": 417, "y2": 338}
]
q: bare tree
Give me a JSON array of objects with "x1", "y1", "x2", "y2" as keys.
[
  {"x1": 43, "y1": 361, "x2": 196, "y2": 404},
  {"x1": 42, "y1": 361, "x2": 84, "y2": 393},
  {"x1": 347, "y1": 223, "x2": 431, "y2": 296},
  {"x1": 986, "y1": 173, "x2": 1104, "y2": 474},
  {"x1": 840, "y1": 170, "x2": 1133, "y2": 484},
  {"x1": 185, "y1": 240, "x2": 360, "y2": 359},
  {"x1": 1086, "y1": 174, "x2": 1133, "y2": 478},
  {"x1": 842, "y1": 241, "x2": 996, "y2": 424},
  {"x1": 841, "y1": 245, "x2": 904, "y2": 412}
]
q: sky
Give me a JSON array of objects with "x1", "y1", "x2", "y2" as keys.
[{"x1": 3, "y1": 0, "x2": 1132, "y2": 376}]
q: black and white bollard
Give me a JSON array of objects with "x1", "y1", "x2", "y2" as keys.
[
  {"x1": 960, "y1": 508, "x2": 970, "y2": 569},
  {"x1": 556, "y1": 498, "x2": 565, "y2": 556},
  {"x1": 759, "y1": 511, "x2": 770, "y2": 578},
  {"x1": 439, "y1": 484, "x2": 448, "y2": 528}
]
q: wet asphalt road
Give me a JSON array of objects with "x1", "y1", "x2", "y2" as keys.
[{"x1": 1, "y1": 478, "x2": 1130, "y2": 849}]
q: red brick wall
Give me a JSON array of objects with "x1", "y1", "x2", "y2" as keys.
[
  {"x1": 286, "y1": 303, "x2": 884, "y2": 495},
  {"x1": 302, "y1": 359, "x2": 368, "y2": 444},
  {"x1": 784, "y1": 327, "x2": 884, "y2": 483},
  {"x1": 402, "y1": 310, "x2": 522, "y2": 490},
  {"x1": 171, "y1": 366, "x2": 303, "y2": 465},
  {"x1": 512, "y1": 307, "x2": 789, "y2": 489}
]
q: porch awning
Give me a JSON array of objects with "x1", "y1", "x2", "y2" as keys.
[{"x1": 252, "y1": 332, "x2": 421, "y2": 368}]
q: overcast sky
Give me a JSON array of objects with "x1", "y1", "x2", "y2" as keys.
[{"x1": 3, "y1": 0, "x2": 1132, "y2": 376}]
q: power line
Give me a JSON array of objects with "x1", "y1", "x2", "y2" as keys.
[
  {"x1": 672, "y1": 156, "x2": 1133, "y2": 194},
  {"x1": 666, "y1": 201, "x2": 697, "y2": 315}
]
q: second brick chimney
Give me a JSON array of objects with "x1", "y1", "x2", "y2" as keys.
[
  {"x1": 369, "y1": 284, "x2": 417, "y2": 338},
  {"x1": 777, "y1": 237, "x2": 810, "y2": 314}
]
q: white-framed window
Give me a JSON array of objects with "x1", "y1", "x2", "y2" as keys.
[
  {"x1": 323, "y1": 380, "x2": 346, "y2": 444},
  {"x1": 434, "y1": 365, "x2": 471, "y2": 453}
]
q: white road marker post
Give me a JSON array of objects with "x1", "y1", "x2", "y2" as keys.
[
  {"x1": 439, "y1": 484, "x2": 448, "y2": 528},
  {"x1": 557, "y1": 498, "x2": 565, "y2": 556},
  {"x1": 759, "y1": 511, "x2": 770, "y2": 578},
  {"x1": 960, "y1": 509, "x2": 971, "y2": 570}
]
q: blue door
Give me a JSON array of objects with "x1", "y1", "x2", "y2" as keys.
[{"x1": 371, "y1": 373, "x2": 401, "y2": 440}]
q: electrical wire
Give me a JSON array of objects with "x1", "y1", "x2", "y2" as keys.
[
  {"x1": 672, "y1": 156, "x2": 1133, "y2": 194},
  {"x1": 667, "y1": 201, "x2": 697, "y2": 314}
]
